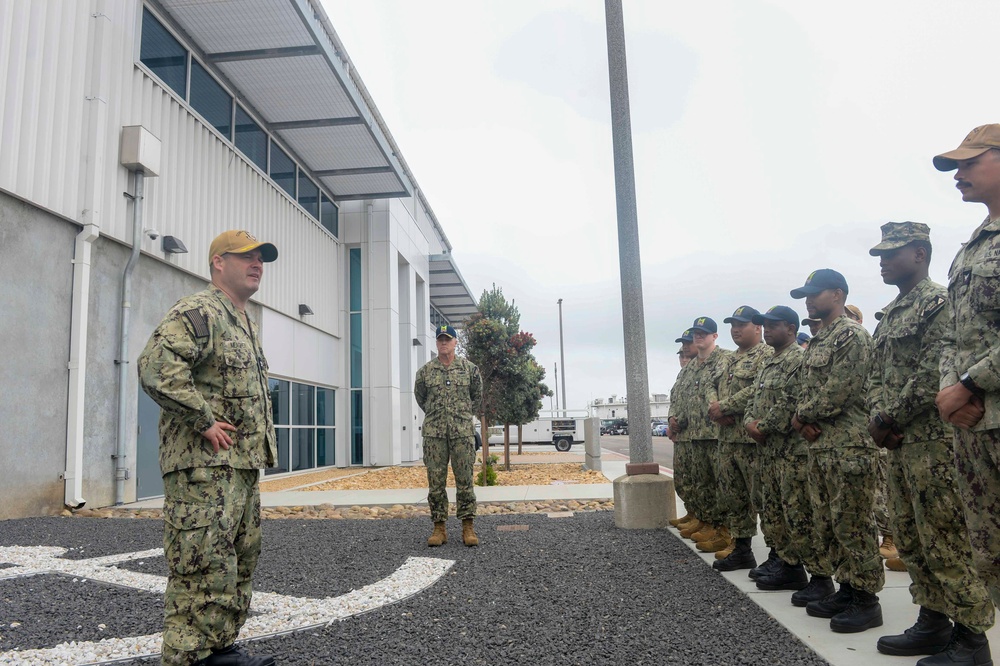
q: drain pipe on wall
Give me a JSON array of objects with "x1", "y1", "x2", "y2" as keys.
[
  {"x1": 114, "y1": 172, "x2": 144, "y2": 505},
  {"x1": 115, "y1": 125, "x2": 161, "y2": 505}
]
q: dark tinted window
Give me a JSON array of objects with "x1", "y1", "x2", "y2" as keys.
[
  {"x1": 298, "y1": 172, "x2": 319, "y2": 219},
  {"x1": 234, "y1": 105, "x2": 267, "y2": 171},
  {"x1": 321, "y1": 193, "x2": 338, "y2": 237},
  {"x1": 190, "y1": 60, "x2": 232, "y2": 138},
  {"x1": 140, "y1": 9, "x2": 187, "y2": 95},
  {"x1": 270, "y1": 142, "x2": 296, "y2": 198}
]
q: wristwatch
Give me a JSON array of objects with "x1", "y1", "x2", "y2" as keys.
[{"x1": 960, "y1": 372, "x2": 982, "y2": 394}]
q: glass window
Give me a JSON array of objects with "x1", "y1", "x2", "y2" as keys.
[
  {"x1": 235, "y1": 105, "x2": 267, "y2": 172},
  {"x1": 317, "y1": 428, "x2": 334, "y2": 467},
  {"x1": 270, "y1": 142, "x2": 296, "y2": 199},
  {"x1": 351, "y1": 391, "x2": 364, "y2": 465},
  {"x1": 292, "y1": 383, "x2": 315, "y2": 426},
  {"x1": 190, "y1": 60, "x2": 232, "y2": 138},
  {"x1": 140, "y1": 9, "x2": 187, "y2": 96},
  {"x1": 350, "y1": 313, "x2": 362, "y2": 388},
  {"x1": 269, "y1": 379, "x2": 289, "y2": 425},
  {"x1": 292, "y1": 429, "x2": 314, "y2": 471},
  {"x1": 320, "y1": 194, "x2": 338, "y2": 237},
  {"x1": 269, "y1": 428, "x2": 289, "y2": 475},
  {"x1": 317, "y1": 388, "x2": 335, "y2": 426},
  {"x1": 298, "y1": 172, "x2": 319, "y2": 219},
  {"x1": 350, "y1": 248, "x2": 362, "y2": 311}
]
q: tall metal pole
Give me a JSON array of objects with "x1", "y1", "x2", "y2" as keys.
[
  {"x1": 604, "y1": 0, "x2": 654, "y2": 473},
  {"x1": 558, "y1": 298, "x2": 567, "y2": 416},
  {"x1": 554, "y1": 362, "x2": 559, "y2": 412}
]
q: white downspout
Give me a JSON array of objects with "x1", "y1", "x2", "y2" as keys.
[
  {"x1": 64, "y1": 224, "x2": 100, "y2": 508},
  {"x1": 366, "y1": 200, "x2": 374, "y2": 466}
]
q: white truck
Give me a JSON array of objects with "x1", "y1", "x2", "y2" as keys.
[{"x1": 487, "y1": 411, "x2": 589, "y2": 452}]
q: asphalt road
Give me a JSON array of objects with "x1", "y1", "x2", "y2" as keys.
[{"x1": 598, "y1": 434, "x2": 675, "y2": 470}]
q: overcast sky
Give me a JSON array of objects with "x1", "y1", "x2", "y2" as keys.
[{"x1": 322, "y1": 0, "x2": 1000, "y2": 412}]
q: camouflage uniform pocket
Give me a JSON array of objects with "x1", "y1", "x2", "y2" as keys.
[
  {"x1": 164, "y1": 501, "x2": 218, "y2": 576},
  {"x1": 969, "y1": 262, "x2": 1000, "y2": 313},
  {"x1": 221, "y1": 340, "x2": 254, "y2": 398}
]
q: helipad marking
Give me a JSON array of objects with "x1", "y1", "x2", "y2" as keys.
[{"x1": 0, "y1": 546, "x2": 454, "y2": 665}]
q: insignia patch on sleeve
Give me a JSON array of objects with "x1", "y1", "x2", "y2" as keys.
[
  {"x1": 922, "y1": 295, "x2": 946, "y2": 318},
  {"x1": 834, "y1": 328, "x2": 855, "y2": 348},
  {"x1": 183, "y1": 309, "x2": 210, "y2": 339}
]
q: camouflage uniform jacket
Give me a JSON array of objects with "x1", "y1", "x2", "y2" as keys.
[
  {"x1": 941, "y1": 217, "x2": 1000, "y2": 431},
  {"x1": 667, "y1": 362, "x2": 696, "y2": 437},
  {"x1": 796, "y1": 314, "x2": 875, "y2": 450},
  {"x1": 869, "y1": 277, "x2": 952, "y2": 443},
  {"x1": 138, "y1": 286, "x2": 277, "y2": 475},
  {"x1": 414, "y1": 356, "x2": 483, "y2": 438},
  {"x1": 686, "y1": 347, "x2": 730, "y2": 441},
  {"x1": 708, "y1": 342, "x2": 772, "y2": 443},
  {"x1": 745, "y1": 343, "x2": 806, "y2": 455}
]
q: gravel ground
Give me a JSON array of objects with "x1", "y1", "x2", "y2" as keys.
[{"x1": 0, "y1": 514, "x2": 830, "y2": 666}]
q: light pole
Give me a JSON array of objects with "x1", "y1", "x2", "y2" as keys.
[
  {"x1": 553, "y1": 362, "x2": 559, "y2": 413},
  {"x1": 558, "y1": 298, "x2": 567, "y2": 416}
]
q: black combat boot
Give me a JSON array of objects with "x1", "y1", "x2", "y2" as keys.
[
  {"x1": 748, "y1": 548, "x2": 781, "y2": 580},
  {"x1": 713, "y1": 537, "x2": 756, "y2": 571},
  {"x1": 756, "y1": 561, "x2": 809, "y2": 590},
  {"x1": 195, "y1": 645, "x2": 276, "y2": 666},
  {"x1": 877, "y1": 607, "x2": 953, "y2": 656},
  {"x1": 806, "y1": 580, "x2": 854, "y2": 617},
  {"x1": 830, "y1": 588, "x2": 883, "y2": 633},
  {"x1": 916, "y1": 624, "x2": 993, "y2": 666},
  {"x1": 791, "y1": 575, "x2": 834, "y2": 607}
]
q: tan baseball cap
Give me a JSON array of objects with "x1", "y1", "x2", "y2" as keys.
[
  {"x1": 934, "y1": 124, "x2": 1000, "y2": 171},
  {"x1": 845, "y1": 304, "x2": 863, "y2": 323},
  {"x1": 209, "y1": 230, "x2": 278, "y2": 263}
]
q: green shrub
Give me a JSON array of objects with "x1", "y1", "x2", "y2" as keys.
[{"x1": 476, "y1": 454, "x2": 499, "y2": 486}]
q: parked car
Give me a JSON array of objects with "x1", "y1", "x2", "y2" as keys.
[
  {"x1": 652, "y1": 422, "x2": 669, "y2": 437},
  {"x1": 601, "y1": 418, "x2": 628, "y2": 436}
]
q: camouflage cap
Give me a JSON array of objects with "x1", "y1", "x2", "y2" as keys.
[
  {"x1": 209, "y1": 230, "x2": 278, "y2": 263},
  {"x1": 934, "y1": 124, "x2": 1000, "y2": 171},
  {"x1": 869, "y1": 221, "x2": 931, "y2": 256}
]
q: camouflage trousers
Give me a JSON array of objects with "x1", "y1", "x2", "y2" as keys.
[
  {"x1": 953, "y1": 427, "x2": 1000, "y2": 609},
  {"x1": 889, "y1": 437, "x2": 994, "y2": 632},
  {"x1": 424, "y1": 436, "x2": 477, "y2": 523},
  {"x1": 874, "y1": 447, "x2": 892, "y2": 538},
  {"x1": 161, "y1": 466, "x2": 261, "y2": 666},
  {"x1": 689, "y1": 440, "x2": 721, "y2": 525},
  {"x1": 776, "y1": 448, "x2": 817, "y2": 569},
  {"x1": 807, "y1": 447, "x2": 884, "y2": 594},
  {"x1": 717, "y1": 441, "x2": 758, "y2": 538},
  {"x1": 672, "y1": 439, "x2": 694, "y2": 506},
  {"x1": 756, "y1": 444, "x2": 784, "y2": 551}
]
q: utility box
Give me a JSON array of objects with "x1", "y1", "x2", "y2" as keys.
[{"x1": 119, "y1": 125, "x2": 161, "y2": 176}]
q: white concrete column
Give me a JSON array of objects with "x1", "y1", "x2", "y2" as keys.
[{"x1": 368, "y1": 208, "x2": 402, "y2": 466}]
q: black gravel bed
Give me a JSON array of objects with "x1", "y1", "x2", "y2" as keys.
[
  {"x1": 0, "y1": 573, "x2": 162, "y2": 651},
  {"x1": 0, "y1": 513, "x2": 830, "y2": 665}
]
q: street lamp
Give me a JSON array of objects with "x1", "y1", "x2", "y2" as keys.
[{"x1": 558, "y1": 298, "x2": 567, "y2": 416}]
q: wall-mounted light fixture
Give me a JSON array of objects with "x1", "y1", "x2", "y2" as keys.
[
  {"x1": 412, "y1": 338, "x2": 422, "y2": 346},
  {"x1": 299, "y1": 304, "x2": 314, "y2": 316},
  {"x1": 161, "y1": 235, "x2": 188, "y2": 254}
]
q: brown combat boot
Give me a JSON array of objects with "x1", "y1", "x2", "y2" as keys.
[
  {"x1": 879, "y1": 535, "x2": 899, "y2": 559},
  {"x1": 886, "y1": 556, "x2": 907, "y2": 572},
  {"x1": 679, "y1": 520, "x2": 706, "y2": 538},
  {"x1": 690, "y1": 524, "x2": 719, "y2": 542},
  {"x1": 427, "y1": 521, "x2": 447, "y2": 547},
  {"x1": 715, "y1": 540, "x2": 736, "y2": 560},
  {"x1": 697, "y1": 527, "x2": 732, "y2": 553},
  {"x1": 670, "y1": 512, "x2": 692, "y2": 528},
  {"x1": 677, "y1": 516, "x2": 701, "y2": 531},
  {"x1": 462, "y1": 519, "x2": 479, "y2": 547}
]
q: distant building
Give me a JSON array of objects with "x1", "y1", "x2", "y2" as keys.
[{"x1": 588, "y1": 394, "x2": 670, "y2": 421}]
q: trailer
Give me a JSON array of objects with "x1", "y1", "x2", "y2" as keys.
[{"x1": 487, "y1": 411, "x2": 589, "y2": 451}]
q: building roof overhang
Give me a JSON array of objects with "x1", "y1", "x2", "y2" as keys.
[
  {"x1": 429, "y1": 254, "x2": 479, "y2": 328},
  {"x1": 150, "y1": 0, "x2": 411, "y2": 201}
]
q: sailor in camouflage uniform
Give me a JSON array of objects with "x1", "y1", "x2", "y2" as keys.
[
  {"x1": 744, "y1": 306, "x2": 820, "y2": 595},
  {"x1": 790, "y1": 269, "x2": 885, "y2": 634},
  {"x1": 681, "y1": 317, "x2": 731, "y2": 543},
  {"x1": 414, "y1": 324, "x2": 483, "y2": 547},
  {"x1": 708, "y1": 306, "x2": 772, "y2": 570},
  {"x1": 138, "y1": 231, "x2": 278, "y2": 666},
  {"x1": 931, "y1": 125, "x2": 1000, "y2": 665},
  {"x1": 668, "y1": 330, "x2": 700, "y2": 529},
  {"x1": 866, "y1": 222, "x2": 994, "y2": 662}
]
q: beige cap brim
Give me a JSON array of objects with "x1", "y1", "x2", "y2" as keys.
[{"x1": 933, "y1": 146, "x2": 992, "y2": 171}]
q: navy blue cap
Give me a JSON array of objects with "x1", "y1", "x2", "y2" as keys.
[
  {"x1": 690, "y1": 316, "x2": 717, "y2": 334},
  {"x1": 724, "y1": 305, "x2": 760, "y2": 324},
  {"x1": 751, "y1": 305, "x2": 800, "y2": 327},
  {"x1": 790, "y1": 269, "x2": 849, "y2": 299},
  {"x1": 674, "y1": 329, "x2": 693, "y2": 343},
  {"x1": 435, "y1": 324, "x2": 458, "y2": 339},
  {"x1": 796, "y1": 332, "x2": 811, "y2": 345}
]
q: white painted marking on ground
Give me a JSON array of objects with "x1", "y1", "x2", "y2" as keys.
[{"x1": 0, "y1": 546, "x2": 454, "y2": 665}]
